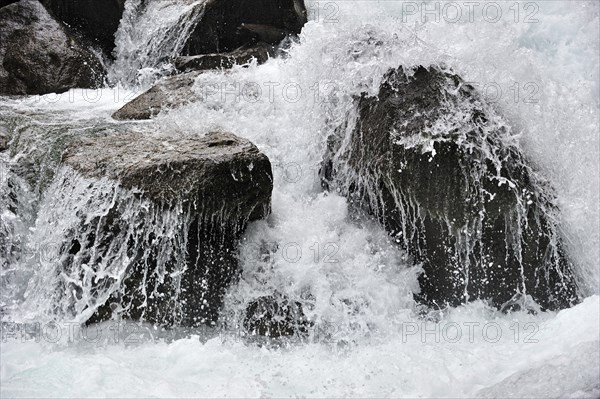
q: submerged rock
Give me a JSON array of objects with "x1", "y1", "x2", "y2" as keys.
[
  {"x1": 0, "y1": 0, "x2": 104, "y2": 95},
  {"x1": 244, "y1": 294, "x2": 310, "y2": 339},
  {"x1": 37, "y1": 131, "x2": 274, "y2": 326},
  {"x1": 322, "y1": 65, "x2": 579, "y2": 311},
  {"x1": 40, "y1": 0, "x2": 126, "y2": 58}
]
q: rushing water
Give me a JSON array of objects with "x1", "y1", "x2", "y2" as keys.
[
  {"x1": 108, "y1": 0, "x2": 208, "y2": 86},
  {"x1": 1, "y1": 0, "x2": 599, "y2": 397}
]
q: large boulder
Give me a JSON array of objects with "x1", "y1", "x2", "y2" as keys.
[
  {"x1": 322, "y1": 66, "x2": 579, "y2": 311},
  {"x1": 26, "y1": 131, "x2": 273, "y2": 326},
  {"x1": 183, "y1": 0, "x2": 307, "y2": 55},
  {"x1": 63, "y1": 133, "x2": 273, "y2": 326},
  {"x1": 0, "y1": 0, "x2": 104, "y2": 95},
  {"x1": 39, "y1": 0, "x2": 126, "y2": 58}
]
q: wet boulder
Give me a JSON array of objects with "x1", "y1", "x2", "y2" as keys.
[
  {"x1": 322, "y1": 65, "x2": 579, "y2": 311},
  {"x1": 39, "y1": 0, "x2": 126, "y2": 58},
  {"x1": 0, "y1": 0, "x2": 104, "y2": 95},
  {"x1": 183, "y1": 0, "x2": 307, "y2": 55},
  {"x1": 42, "y1": 131, "x2": 274, "y2": 326}
]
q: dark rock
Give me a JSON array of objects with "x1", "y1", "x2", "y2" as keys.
[
  {"x1": 113, "y1": 43, "x2": 275, "y2": 120},
  {"x1": 175, "y1": 42, "x2": 276, "y2": 73},
  {"x1": 244, "y1": 294, "x2": 310, "y2": 338},
  {"x1": 183, "y1": 0, "x2": 307, "y2": 55},
  {"x1": 0, "y1": 0, "x2": 105, "y2": 95},
  {"x1": 58, "y1": 131, "x2": 273, "y2": 326},
  {"x1": 39, "y1": 0, "x2": 126, "y2": 58},
  {"x1": 322, "y1": 65, "x2": 579, "y2": 311},
  {"x1": 63, "y1": 131, "x2": 272, "y2": 208},
  {"x1": 236, "y1": 24, "x2": 291, "y2": 45}
]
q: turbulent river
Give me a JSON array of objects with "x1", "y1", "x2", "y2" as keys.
[{"x1": 1, "y1": 1, "x2": 599, "y2": 397}]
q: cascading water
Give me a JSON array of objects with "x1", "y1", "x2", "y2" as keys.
[
  {"x1": 108, "y1": 0, "x2": 208, "y2": 87},
  {"x1": 20, "y1": 167, "x2": 191, "y2": 324},
  {"x1": 1, "y1": 0, "x2": 599, "y2": 397}
]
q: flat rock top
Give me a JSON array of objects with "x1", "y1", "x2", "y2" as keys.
[
  {"x1": 64, "y1": 131, "x2": 259, "y2": 173},
  {"x1": 62, "y1": 131, "x2": 272, "y2": 204}
]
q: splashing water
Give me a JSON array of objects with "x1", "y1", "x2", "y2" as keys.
[{"x1": 1, "y1": 0, "x2": 599, "y2": 397}]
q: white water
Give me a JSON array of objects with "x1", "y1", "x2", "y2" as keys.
[
  {"x1": 108, "y1": 0, "x2": 208, "y2": 87},
  {"x1": 1, "y1": 0, "x2": 599, "y2": 397}
]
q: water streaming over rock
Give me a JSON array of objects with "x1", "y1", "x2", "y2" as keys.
[{"x1": 0, "y1": 0, "x2": 598, "y2": 397}]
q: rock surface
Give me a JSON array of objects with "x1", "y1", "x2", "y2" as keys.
[
  {"x1": 40, "y1": 0, "x2": 126, "y2": 58},
  {"x1": 63, "y1": 131, "x2": 272, "y2": 208},
  {"x1": 183, "y1": 0, "x2": 307, "y2": 55},
  {"x1": 322, "y1": 65, "x2": 579, "y2": 311},
  {"x1": 175, "y1": 42, "x2": 275, "y2": 73},
  {"x1": 0, "y1": 0, "x2": 104, "y2": 95},
  {"x1": 236, "y1": 23, "x2": 292, "y2": 45},
  {"x1": 112, "y1": 71, "x2": 201, "y2": 120},
  {"x1": 57, "y1": 131, "x2": 273, "y2": 326}
]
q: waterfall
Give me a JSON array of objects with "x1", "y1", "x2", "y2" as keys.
[
  {"x1": 18, "y1": 168, "x2": 188, "y2": 323},
  {"x1": 0, "y1": 1, "x2": 598, "y2": 397},
  {"x1": 108, "y1": 0, "x2": 208, "y2": 87}
]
